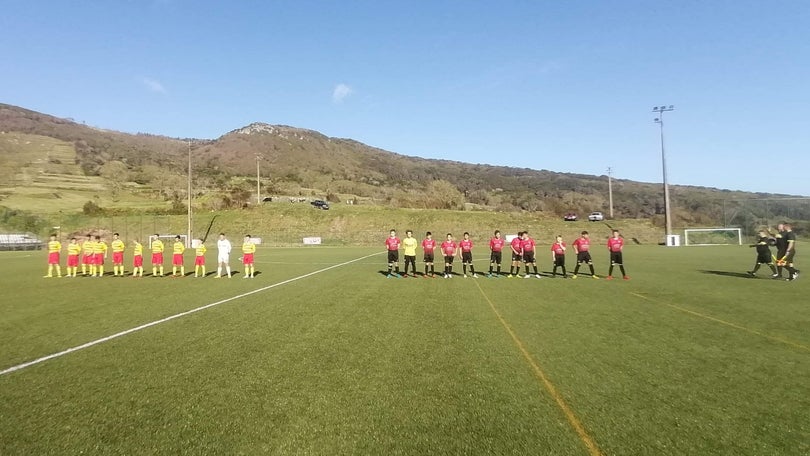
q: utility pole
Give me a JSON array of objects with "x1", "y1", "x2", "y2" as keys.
[
  {"x1": 653, "y1": 105, "x2": 675, "y2": 238},
  {"x1": 607, "y1": 167, "x2": 614, "y2": 219},
  {"x1": 256, "y1": 155, "x2": 261, "y2": 205},
  {"x1": 187, "y1": 140, "x2": 192, "y2": 247}
]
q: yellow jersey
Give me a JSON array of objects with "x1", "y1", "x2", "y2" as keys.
[
  {"x1": 68, "y1": 242, "x2": 81, "y2": 256},
  {"x1": 151, "y1": 239, "x2": 164, "y2": 254},
  {"x1": 48, "y1": 240, "x2": 62, "y2": 253},
  {"x1": 403, "y1": 237, "x2": 418, "y2": 256},
  {"x1": 242, "y1": 242, "x2": 256, "y2": 254},
  {"x1": 133, "y1": 242, "x2": 143, "y2": 256},
  {"x1": 111, "y1": 239, "x2": 125, "y2": 253},
  {"x1": 82, "y1": 240, "x2": 95, "y2": 255},
  {"x1": 92, "y1": 241, "x2": 107, "y2": 255},
  {"x1": 173, "y1": 241, "x2": 185, "y2": 255},
  {"x1": 195, "y1": 244, "x2": 207, "y2": 256}
]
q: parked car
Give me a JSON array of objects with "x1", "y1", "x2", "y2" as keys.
[
  {"x1": 310, "y1": 200, "x2": 330, "y2": 210},
  {"x1": 563, "y1": 213, "x2": 578, "y2": 222},
  {"x1": 588, "y1": 211, "x2": 604, "y2": 222}
]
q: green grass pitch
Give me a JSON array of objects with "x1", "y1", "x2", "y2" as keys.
[{"x1": 0, "y1": 244, "x2": 807, "y2": 455}]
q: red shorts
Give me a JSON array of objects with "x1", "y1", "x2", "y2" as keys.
[
  {"x1": 152, "y1": 253, "x2": 163, "y2": 265},
  {"x1": 173, "y1": 254, "x2": 184, "y2": 266},
  {"x1": 93, "y1": 253, "x2": 104, "y2": 265},
  {"x1": 48, "y1": 252, "x2": 60, "y2": 265},
  {"x1": 82, "y1": 254, "x2": 93, "y2": 265},
  {"x1": 242, "y1": 253, "x2": 254, "y2": 265},
  {"x1": 113, "y1": 252, "x2": 124, "y2": 264},
  {"x1": 67, "y1": 255, "x2": 79, "y2": 267},
  {"x1": 195, "y1": 256, "x2": 205, "y2": 266},
  {"x1": 134, "y1": 255, "x2": 143, "y2": 267}
]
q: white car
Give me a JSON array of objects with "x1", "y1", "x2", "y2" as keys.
[{"x1": 588, "y1": 211, "x2": 604, "y2": 222}]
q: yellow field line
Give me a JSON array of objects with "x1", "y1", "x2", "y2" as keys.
[
  {"x1": 629, "y1": 292, "x2": 810, "y2": 353},
  {"x1": 475, "y1": 281, "x2": 603, "y2": 456}
]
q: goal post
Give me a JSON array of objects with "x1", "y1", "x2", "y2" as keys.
[{"x1": 683, "y1": 228, "x2": 742, "y2": 246}]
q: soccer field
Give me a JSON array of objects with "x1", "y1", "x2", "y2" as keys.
[{"x1": 0, "y1": 245, "x2": 807, "y2": 455}]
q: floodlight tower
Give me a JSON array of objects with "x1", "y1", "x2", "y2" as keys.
[
  {"x1": 256, "y1": 155, "x2": 262, "y2": 205},
  {"x1": 653, "y1": 105, "x2": 675, "y2": 238},
  {"x1": 607, "y1": 167, "x2": 614, "y2": 219},
  {"x1": 187, "y1": 140, "x2": 193, "y2": 247}
]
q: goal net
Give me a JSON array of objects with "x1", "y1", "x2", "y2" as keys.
[{"x1": 683, "y1": 228, "x2": 742, "y2": 246}]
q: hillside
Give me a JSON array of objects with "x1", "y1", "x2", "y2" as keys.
[{"x1": 1, "y1": 103, "x2": 808, "y2": 236}]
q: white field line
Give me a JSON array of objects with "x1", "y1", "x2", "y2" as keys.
[{"x1": 0, "y1": 252, "x2": 382, "y2": 377}]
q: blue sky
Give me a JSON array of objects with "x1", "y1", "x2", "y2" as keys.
[{"x1": 3, "y1": 1, "x2": 809, "y2": 195}]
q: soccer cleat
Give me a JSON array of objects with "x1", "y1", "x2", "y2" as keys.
[
  {"x1": 473, "y1": 274, "x2": 478, "y2": 278},
  {"x1": 443, "y1": 274, "x2": 449, "y2": 279},
  {"x1": 524, "y1": 274, "x2": 530, "y2": 279},
  {"x1": 507, "y1": 275, "x2": 513, "y2": 278},
  {"x1": 793, "y1": 271, "x2": 799, "y2": 280},
  {"x1": 606, "y1": 276, "x2": 613, "y2": 280},
  {"x1": 592, "y1": 275, "x2": 599, "y2": 279},
  {"x1": 571, "y1": 275, "x2": 577, "y2": 279},
  {"x1": 535, "y1": 274, "x2": 541, "y2": 279},
  {"x1": 244, "y1": 275, "x2": 250, "y2": 278},
  {"x1": 214, "y1": 275, "x2": 221, "y2": 278},
  {"x1": 623, "y1": 276, "x2": 630, "y2": 280},
  {"x1": 747, "y1": 271, "x2": 756, "y2": 277},
  {"x1": 463, "y1": 274, "x2": 468, "y2": 278},
  {"x1": 771, "y1": 274, "x2": 780, "y2": 279},
  {"x1": 387, "y1": 274, "x2": 393, "y2": 278}
]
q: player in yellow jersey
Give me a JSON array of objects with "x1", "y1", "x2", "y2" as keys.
[
  {"x1": 172, "y1": 235, "x2": 186, "y2": 277},
  {"x1": 132, "y1": 238, "x2": 144, "y2": 277},
  {"x1": 402, "y1": 229, "x2": 418, "y2": 277},
  {"x1": 44, "y1": 234, "x2": 62, "y2": 278},
  {"x1": 81, "y1": 234, "x2": 95, "y2": 276},
  {"x1": 150, "y1": 234, "x2": 165, "y2": 277},
  {"x1": 91, "y1": 235, "x2": 108, "y2": 277},
  {"x1": 242, "y1": 234, "x2": 256, "y2": 278},
  {"x1": 66, "y1": 237, "x2": 81, "y2": 277},
  {"x1": 194, "y1": 241, "x2": 207, "y2": 277},
  {"x1": 111, "y1": 232, "x2": 126, "y2": 276}
]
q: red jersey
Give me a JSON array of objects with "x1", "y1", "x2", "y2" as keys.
[
  {"x1": 385, "y1": 237, "x2": 401, "y2": 251},
  {"x1": 422, "y1": 238, "x2": 436, "y2": 252},
  {"x1": 573, "y1": 237, "x2": 591, "y2": 253},
  {"x1": 510, "y1": 237, "x2": 523, "y2": 254},
  {"x1": 520, "y1": 238, "x2": 536, "y2": 252},
  {"x1": 441, "y1": 241, "x2": 457, "y2": 256},
  {"x1": 489, "y1": 237, "x2": 505, "y2": 252},
  {"x1": 551, "y1": 242, "x2": 566, "y2": 255},
  {"x1": 608, "y1": 237, "x2": 624, "y2": 252},
  {"x1": 459, "y1": 239, "x2": 473, "y2": 252}
]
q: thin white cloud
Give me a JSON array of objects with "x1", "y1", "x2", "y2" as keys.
[
  {"x1": 332, "y1": 83, "x2": 353, "y2": 103},
  {"x1": 142, "y1": 77, "x2": 167, "y2": 94}
]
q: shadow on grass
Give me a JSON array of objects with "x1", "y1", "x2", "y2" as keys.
[{"x1": 699, "y1": 270, "x2": 752, "y2": 279}]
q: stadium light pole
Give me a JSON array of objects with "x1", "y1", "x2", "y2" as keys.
[
  {"x1": 187, "y1": 140, "x2": 192, "y2": 248},
  {"x1": 653, "y1": 105, "x2": 674, "y2": 238},
  {"x1": 607, "y1": 166, "x2": 614, "y2": 219}
]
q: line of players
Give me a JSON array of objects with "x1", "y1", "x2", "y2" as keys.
[
  {"x1": 747, "y1": 222, "x2": 800, "y2": 281},
  {"x1": 44, "y1": 233, "x2": 258, "y2": 279},
  {"x1": 385, "y1": 229, "x2": 630, "y2": 280}
]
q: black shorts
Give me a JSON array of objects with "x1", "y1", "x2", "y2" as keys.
[
  {"x1": 522, "y1": 251, "x2": 536, "y2": 264},
  {"x1": 387, "y1": 250, "x2": 399, "y2": 263},
  {"x1": 490, "y1": 251, "x2": 502, "y2": 264},
  {"x1": 610, "y1": 252, "x2": 623, "y2": 265},
  {"x1": 444, "y1": 255, "x2": 455, "y2": 264},
  {"x1": 423, "y1": 252, "x2": 434, "y2": 263},
  {"x1": 554, "y1": 255, "x2": 565, "y2": 267},
  {"x1": 577, "y1": 252, "x2": 592, "y2": 264},
  {"x1": 404, "y1": 255, "x2": 416, "y2": 264},
  {"x1": 785, "y1": 250, "x2": 796, "y2": 263},
  {"x1": 776, "y1": 249, "x2": 787, "y2": 260},
  {"x1": 757, "y1": 252, "x2": 772, "y2": 264},
  {"x1": 512, "y1": 252, "x2": 523, "y2": 262},
  {"x1": 462, "y1": 251, "x2": 473, "y2": 263}
]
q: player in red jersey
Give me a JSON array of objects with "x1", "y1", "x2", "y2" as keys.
[
  {"x1": 421, "y1": 231, "x2": 437, "y2": 277},
  {"x1": 488, "y1": 230, "x2": 505, "y2": 277},
  {"x1": 520, "y1": 231, "x2": 541, "y2": 278},
  {"x1": 459, "y1": 232, "x2": 477, "y2": 278},
  {"x1": 440, "y1": 233, "x2": 458, "y2": 278},
  {"x1": 385, "y1": 229, "x2": 402, "y2": 278},
  {"x1": 551, "y1": 235, "x2": 567, "y2": 278},
  {"x1": 606, "y1": 229, "x2": 629, "y2": 280},
  {"x1": 508, "y1": 231, "x2": 523, "y2": 277},
  {"x1": 571, "y1": 231, "x2": 598, "y2": 279}
]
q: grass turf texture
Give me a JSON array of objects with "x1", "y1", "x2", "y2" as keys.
[{"x1": 0, "y1": 244, "x2": 807, "y2": 455}]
